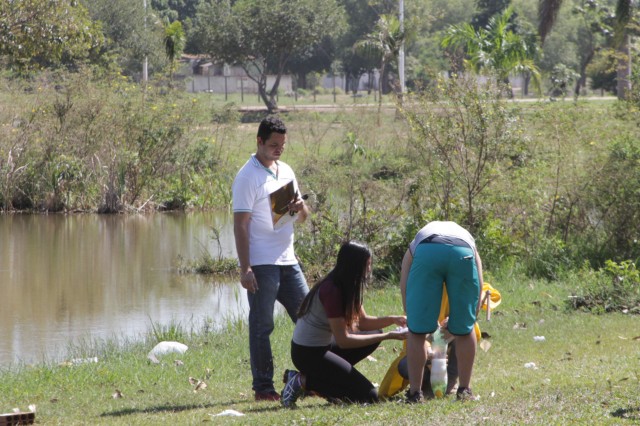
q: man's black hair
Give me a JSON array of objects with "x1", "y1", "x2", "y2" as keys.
[{"x1": 257, "y1": 115, "x2": 287, "y2": 142}]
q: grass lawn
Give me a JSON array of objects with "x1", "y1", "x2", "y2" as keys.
[{"x1": 1, "y1": 268, "x2": 639, "y2": 425}]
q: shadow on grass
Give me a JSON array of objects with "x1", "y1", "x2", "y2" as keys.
[
  {"x1": 611, "y1": 407, "x2": 640, "y2": 421},
  {"x1": 100, "y1": 399, "x2": 286, "y2": 418}
]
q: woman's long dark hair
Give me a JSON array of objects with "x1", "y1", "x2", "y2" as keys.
[{"x1": 297, "y1": 241, "x2": 371, "y2": 328}]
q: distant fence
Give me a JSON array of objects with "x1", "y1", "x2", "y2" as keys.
[{"x1": 187, "y1": 75, "x2": 293, "y2": 97}]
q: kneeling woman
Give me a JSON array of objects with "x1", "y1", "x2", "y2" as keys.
[{"x1": 282, "y1": 241, "x2": 407, "y2": 407}]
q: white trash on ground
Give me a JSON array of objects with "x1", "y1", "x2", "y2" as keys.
[
  {"x1": 524, "y1": 362, "x2": 538, "y2": 369},
  {"x1": 533, "y1": 336, "x2": 546, "y2": 342},
  {"x1": 147, "y1": 341, "x2": 188, "y2": 363},
  {"x1": 212, "y1": 409, "x2": 245, "y2": 417}
]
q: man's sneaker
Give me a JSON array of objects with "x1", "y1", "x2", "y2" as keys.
[
  {"x1": 405, "y1": 389, "x2": 424, "y2": 404},
  {"x1": 255, "y1": 390, "x2": 280, "y2": 402},
  {"x1": 281, "y1": 371, "x2": 304, "y2": 408},
  {"x1": 456, "y1": 387, "x2": 479, "y2": 401}
]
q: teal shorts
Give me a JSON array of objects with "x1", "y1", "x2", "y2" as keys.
[{"x1": 406, "y1": 242, "x2": 479, "y2": 335}]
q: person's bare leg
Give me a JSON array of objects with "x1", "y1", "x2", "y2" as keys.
[
  {"x1": 407, "y1": 332, "x2": 427, "y2": 394},
  {"x1": 455, "y1": 332, "x2": 476, "y2": 388}
]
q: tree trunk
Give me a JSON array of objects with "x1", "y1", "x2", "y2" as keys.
[
  {"x1": 616, "y1": 33, "x2": 631, "y2": 100},
  {"x1": 297, "y1": 72, "x2": 307, "y2": 91},
  {"x1": 575, "y1": 49, "x2": 595, "y2": 98}
]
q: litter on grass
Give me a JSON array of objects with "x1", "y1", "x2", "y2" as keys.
[
  {"x1": 147, "y1": 341, "x2": 188, "y2": 363},
  {"x1": 212, "y1": 409, "x2": 245, "y2": 417}
]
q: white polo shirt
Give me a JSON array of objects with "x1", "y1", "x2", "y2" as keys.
[{"x1": 232, "y1": 154, "x2": 300, "y2": 266}]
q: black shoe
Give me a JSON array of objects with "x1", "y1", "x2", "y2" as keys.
[{"x1": 405, "y1": 389, "x2": 424, "y2": 404}]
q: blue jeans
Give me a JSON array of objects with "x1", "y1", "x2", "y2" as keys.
[{"x1": 249, "y1": 264, "x2": 308, "y2": 392}]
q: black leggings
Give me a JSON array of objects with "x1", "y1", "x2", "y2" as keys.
[{"x1": 291, "y1": 340, "x2": 380, "y2": 404}]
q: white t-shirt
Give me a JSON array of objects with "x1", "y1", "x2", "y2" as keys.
[
  {"x1": 232, "y1": 154, "x2": 300, "y2": 266},
  {"x1": 409, "y1": 221, "x2": 476, "y2": 255}
]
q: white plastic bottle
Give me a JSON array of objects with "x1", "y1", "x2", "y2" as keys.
[{"x1": 430, "y1": 329, "x2": 448, "y2": 398}]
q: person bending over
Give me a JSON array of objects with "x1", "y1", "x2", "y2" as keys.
[
  {"x1": 400, "y1": 221, "x2": 484, "y2": 403},
  {"x1": 281, "y1": 241, "x2": 407, "y2": 407}
]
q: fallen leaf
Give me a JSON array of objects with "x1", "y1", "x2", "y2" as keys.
[
  {"x1": 595, "y1": 340, "x2": 601, "y2": 345},
  {"x1": 633, "y1": 336, "x2": 640, "y2": 341},
  {"x1": 481, "y1": 331, "x2": 491, "y2": 339},
  {"x1": 513, "y1": 322, "x2": 527, "y2": 329},
  {"x1": 480, "y1": 340, "x2": 492, "y2": 352},
  {"x1": 188, "y1": 377, "x2": 198, "y2": 386},
  {"x1": 205, "y1": 368, "x2": 213, "y2": 379},
  {"x1": 619, "y1": 377, "x2": 629, "y2": 382},
  {"x1": 510, "y1": 385, "x2": 516, "y2": 391},
  {"x1": 195, "y1": 381, "x2": 208, "y2": 391},
  {"x1": 174, "y1": 360, "x2": 184, "y2": 366},
  {"x1": 112, "y1": 390, "x2": 123, "y2": 399},
  {"x1": 50, "y1": 398, "x2": 59, "y2": 403}
]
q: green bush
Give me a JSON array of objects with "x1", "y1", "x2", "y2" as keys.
[
  {"x1": 569, "y1": 260, "x2": 640, "y2": 313},
  {"x1": 584, "y1": 135, "x2": 640, "y2": 262}
]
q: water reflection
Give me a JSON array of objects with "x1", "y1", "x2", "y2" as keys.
[{"x1": 0, "y1": 212, "x2": 246, "y2": 366}]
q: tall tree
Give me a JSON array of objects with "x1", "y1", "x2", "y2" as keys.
[
  {"x1": 164, "y1": 20, "x2": 186, "y2": 82},
  {"x1": 335, "y1": 0, "x2": 389, "y2": 94},
  {"x1": 355, "y1": 14, "x2": 406, "y2": 120},
  {"x1": 0, "y1": 0, "x2": 104, "y2": 73},
  {"x1": 84, "y1": 0, "x2": 166, "y2": 78},
  {"x1": 442, "y1": 6, "x2": 541, "y2": 96},
  {"x1": 538, "y1": 0, "x2": 635, "y2": 99},
  {"x1": 473, "y1": 0, "x2": 512, "y2": 29},
  {"x1": 192, "y1": 0, "x2": 345, "y2": 112}
]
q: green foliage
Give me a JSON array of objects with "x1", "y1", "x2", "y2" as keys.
[
  {"x1": 588, "y1": 49, "x2": 618, "y2": 94},
  {"x1": 177, "y1": 227, "x2": 238, "y2": 275},
  {"x1": 524, "y1": 236, "x2": 572, "y2": 281},
  {"x1": 549, "y1": 63, "x2": 580, "y2": 99},
  {"x1": 441, "y1": 6, "x2": 541, "y2": 94},
  {"x1": 0, "y1": 0, "x2": 105, "y2": 73},
  {"x1": 192, "y1": 0, "x2": 345, "y2": 112},
  {"x1": 570, "y1": 260, "x2": 640, "y2": 313},
  {"x1": 84, "y1": 0, "x2": 167, "y2": 77},
  {"x1": 586, "y1": 134, "x2": 640, "y2": 261},
  {"x1": 164, "y1": 20, "x2": 186, "y2": 78},
  {"x1": 0, "y1": 69, "x2": 237, "y2": 212},
  {"x1": 402, "y1": 74, "x2": 526, "y2": 229},
  {"x1": 149, "y1": 319, "x2": 188, "y2": 342}
]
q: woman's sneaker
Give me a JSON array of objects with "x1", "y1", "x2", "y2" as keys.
[
  {"x1": 283, "y1": 369, "x2": 298, "y2": 385},
  {"x1": 456, "y1": 387, "x2": 479, "y2": 401},
  {"x1": 281, "y1": 370, "x2": 304, "y2": 408}
]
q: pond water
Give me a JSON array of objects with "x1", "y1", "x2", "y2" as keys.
[{"x1": 0, "y1": 212, "x2": 248, "y2": 366}]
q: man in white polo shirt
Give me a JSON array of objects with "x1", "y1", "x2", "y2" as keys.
[{"x1": 232, "y1": 115, "x2": 310, "y2": 401}]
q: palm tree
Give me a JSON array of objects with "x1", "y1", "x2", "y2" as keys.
[
  {"x1": 539, "y1": 0, "x2": 634, "y2": 99},
  {"x1": 441, "y1": 6, "x2": 541, "y2": 97},
  {"x1": 164, "y1": 20, "x2": 186, "y2": 83},
  {"x1": 354, "y1": 14, "x2": 406, "y2": 122}
]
